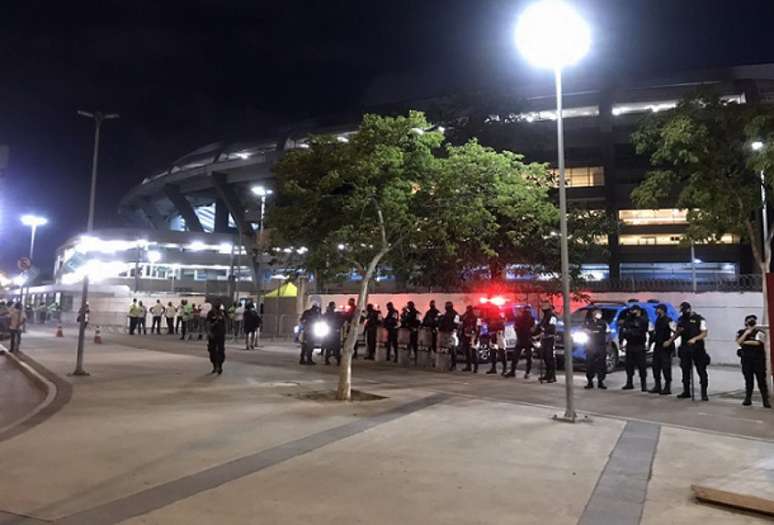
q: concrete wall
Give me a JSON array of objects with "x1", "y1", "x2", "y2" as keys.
[{"x1": 311, "y1": 291, "x2": 763, "y2": 366}]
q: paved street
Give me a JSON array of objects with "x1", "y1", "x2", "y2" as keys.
[{"x1": 0, "y1": 329, "x2": 772, "y2": 525}]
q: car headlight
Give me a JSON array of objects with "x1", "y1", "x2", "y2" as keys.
[
  {"x1": 572, "y1": 331, "x2": 589, "y2": 345},
  {"x1": 293, "y1": 325, "x2": 301, "y2": 335},
  {"x1": 312, "y1": 321, "x2": 330, "y2": 338}
]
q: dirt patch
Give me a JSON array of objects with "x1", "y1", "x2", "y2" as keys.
[{"x1": 289, "y1": 389, "x2": 387, "y2": 402}]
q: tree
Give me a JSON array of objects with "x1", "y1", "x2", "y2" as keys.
[
  {"x1": 632, "y1": 92, "x2": 774, "y2": 396},
  {"x1": 269, "y1": 111, "x2": 562, "y2": 400}
]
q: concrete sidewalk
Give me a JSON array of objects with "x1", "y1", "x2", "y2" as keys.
[{"x1": 0, "y1": 332, "x2": 771, "y2": 524}]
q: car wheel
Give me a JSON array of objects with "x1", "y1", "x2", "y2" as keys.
[{"x1": 605, "y1": 345, "x2": 619, "y2": 374}]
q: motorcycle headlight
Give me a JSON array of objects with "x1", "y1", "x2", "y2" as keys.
[
  {"x1": 572, "y1": 331, "x2": 589, "y2": 345},
  {"x1": 312, "y1": 321, "x2": 330, "y2": 338}
]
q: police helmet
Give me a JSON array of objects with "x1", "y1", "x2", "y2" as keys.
[
  {"x1": 656, "y1": 303, "x2": 667, "y2": 313},
  {"x1": 679, "y1": 301, "x2": 691, "y2": 312}
]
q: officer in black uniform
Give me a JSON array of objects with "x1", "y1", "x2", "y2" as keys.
[
  {"x1": 672, "y1": 302, "x2": 709, "y2": 401},
  {"x1": 401, "y1": 302, "x2": 421, "y2": 363},
  {"x1": 423, "y1": 300, "x2": 440, "y2": 354},
  {"x1": 621, "y1": 304, "x2": 650, "y2": 392},
  {"x1": 735, "y1": 314, "x2": 771, "y2": 408},
  {"x1": 299, "y1": 303, "x2": 321, "y2": 365},
  {"x1": 383, "y1": 302, "x2": 400, "y2": 362},
  {"x1": 507, "y1": 306, "x2": 535, "y2": 378},
  {"x1": 437, "y1": 302, "x2": 460, "y2": 370},
  {"x1": 649, "y1": 304, "x2": 675, "y2": 395},
  {"x1": 537, "y1": 301, "x2": 558, "y2": 383},
  {"x1": 584, "y1": 307, "x2": 608, "y2": 389},
  {"x1": 460, "y1": 305, "x2": 480, "y2": 373},
  {"x1": 484, "y1": 304, "x2": 507, "y2": 375},
  {"x1": 322, "y1": 302, "x2": 344, "y2": 366},
  {"x1": 363, "y1": 303, "x2": 381, "y2": 360}
]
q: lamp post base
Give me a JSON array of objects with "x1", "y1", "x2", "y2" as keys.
[
  {"x1": 69, "y1": 369, "x2": 91, "y2": 377},
  {"x1": 553, "y1": 413, "x2": 592, "y2": 424}
]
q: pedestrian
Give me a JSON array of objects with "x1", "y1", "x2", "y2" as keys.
[
  {"x1": 77, "y1": 302, "x2": 90, "y2": 329},
  {"x1": 383, "y1": 302, "x2": 400, "y2": 362},
  {"x1": 422, "y1": 300, "x2": 440, "y2": 354},
  {"x1": 206, "y1": 299, "x2": 227, "y2": 375},
  {"x1": 299, "y1": 303, "x2": 321, "y2": 365},
  {"x1": 507, "y1": 306, "x2": 535, "y2": 378},
  {"x1": 437, "y1": 301, "x2": 460, "y2": 370},
  {"x1": 735, "y1": 314, "x2": 771, "y2": 408},
  {"x1": 584, "y1": 307, "x2": 608, "y2": 389},
  {"x1": 460, "y1": 305, "x2": 480, "y2": 373},
  {"x1": 537, "y1": 301, "x2": 558, "y2": 383},
  {"x1": 363, "y1": 303, "x2": 381, "y2": 360},
  {"x1": 401, "y1": 301, "x2": 421, "y2": 363},
  {"x1": 128, "y1": 298, "x2": 140, "y2": 335},
  {"x1": 673, "y1": 302, "x2": 709, "y2": 401},
  {"x1": 165, "y1": 302, "x2": 177, "y2": 334},
  {"x1": 233, "y1": 302, "x2": 245, "y2": 341},
  {"x1": 8, "y1": 302, "x2": 26, "y2": 353},
  {"x1": 179, "y1": 299, "x2": 192, "y2": 340},
  {"x1": 322, "y1": 301, "x2": 344, "y2": 365},
  {"x1": 150, "y1": 300, "x2": 165, "y2": 334},
  {"x1": 243, "y1": 301, "x2": 261, "y2": 350},
  {"x1": 175, "y1": 300, "x2": 185, "y2": 334},
  {"x1": 37, "y1": 302, "x2": 47, "y2": 324},
  {"x1": 620, "y1": 304, "x2": 650, "y2": 392},
  {"x1": 649, "y1": 304, "x2": 675, "y2": 395},
  {"x1": 137, "y1": 301, "x2": 148, "y2": 335}
]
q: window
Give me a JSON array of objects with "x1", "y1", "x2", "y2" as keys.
[
  {"x1": 550, "y1": 166, "x2": 605, "y2": 188},
  {"x1": 619, "y1": 209, "x2": 688, "y2": 226},
  {"x1": 619, "y1": 234, "x2": 737, "y2": 246}
]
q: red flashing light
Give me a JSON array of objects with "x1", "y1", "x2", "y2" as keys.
[
  {"x1": 479, "y1": 297, "x2": 489, "y2": 304},
  {"x1": 490, "y1": 296, "x2": 507, "y2": 307}
]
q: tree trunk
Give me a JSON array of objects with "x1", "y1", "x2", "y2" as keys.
[{"x1": 336, "y1": 251, "x2": 387, "y2": 401}]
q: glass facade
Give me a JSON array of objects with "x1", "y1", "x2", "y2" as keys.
[
  {"x1": 551, "y1": 166, "x2": 605, "y2": 188},
  {"x1": 618, "y1": 234, "x2": 737, "y2": 246},
  {"x1": 619, "y1": 209, "x2": 688, "y2": 226}
]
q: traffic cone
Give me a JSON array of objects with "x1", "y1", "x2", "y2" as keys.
[
  {"x1": 94, "y1": 326, "x2": 103, "y2": 344},
  {"x1": 55, "y1": 324, "x2": 64, "y2": 337}
]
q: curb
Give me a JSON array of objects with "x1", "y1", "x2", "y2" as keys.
[{"x1": 0, "y1": 345, "x2": 72, "y2": 442}]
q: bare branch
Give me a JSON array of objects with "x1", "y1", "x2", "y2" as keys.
[{"x1": 373, "y1": 198, "x2": 389, "y2": 251}]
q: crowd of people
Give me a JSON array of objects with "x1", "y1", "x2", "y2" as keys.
[{"x1": 297, "y1": 298, "x2": 771, "y2": 408}]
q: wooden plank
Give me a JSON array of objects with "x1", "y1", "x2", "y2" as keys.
[{"x1": 691, "y1": 458, "x2": 774, "y2": 516}]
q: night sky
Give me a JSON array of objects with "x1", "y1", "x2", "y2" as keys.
[{"x1": 2, "y1": 0, "x2": 774, "y2": 277}]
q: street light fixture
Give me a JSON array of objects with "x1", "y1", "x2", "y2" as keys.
[
  {"x1": 516, "y1": 0, "x2": 590, "y2": 423},
  {"x1": 20, "y1": 214, "x2": 48, "y2": 261},
  {"x1": 73, "y1": 110, "x2": 119, "y2": 376}
]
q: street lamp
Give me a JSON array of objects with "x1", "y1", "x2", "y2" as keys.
[
  {"x1": 516, "y1": 0, "x2": 590, "y2": 422},
  {"x1": 73, "y1": 110, "x2": 119, "y2": 376},
  {"x1": 20, "y1": 214, "x2": 47, "y2": 261},
  {"x1": 251, "y1": 185, "x2": 273, "y2": 295}
]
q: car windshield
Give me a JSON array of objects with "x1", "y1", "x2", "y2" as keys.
[{"x1": 570, "y1": 308, "x2": 618, "y2": 324}]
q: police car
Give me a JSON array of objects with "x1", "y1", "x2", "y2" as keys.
[
  {"x1": 473, "y1": 299, "x2": 539, "y2": 363},
  {"x1": 555, "y1": 299, "x2": 680, "y2": 374}
]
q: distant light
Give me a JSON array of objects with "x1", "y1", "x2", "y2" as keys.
[
  {"x1": 752, "y1": 141, "x2": 765, "y2": 151},
  {"x1": 298, "y1": 143, "x2": 310, "y2": 149},
  {"x1": 218, "y1": 242, "x2": 233, "y2": 254},
  {"x1": 693, "y1": 258, "x2": 702, "y2": 264},
  {"x1": 490, "y1": 296, "x2": 507, "y2": 307},
  {"x1": 516, "y1": 0, "x2": 591, "y2": 70},
  {"x1": 21, "y1": 214, "x2": 48, "y2": 227},
  {"x1": 234, "y1": 151, "x2": 251, "y2": 160},
  {"x1": 146, "y1": 250, "x2": 162, "y2": 263},
  {"x1": 337, "y1": 243, "x2": 346, "y2": 251},
  {"x1": 187, "y1": 241, "x2": 208, "y2": 252},
  {"x1": 437, "y1": 126, "x2": 446, "y2": 133},
  {"x1": 251, "y1": 185, "x2": 273, "y2": 197},
  {"x1": 0, "y1": 273, "x2": 10, "y2": 287},
  {"x1": 337, "y1": 135, "x2": 350, "y2": 143},
  {"x1": 312, "y1": 321, "x2": 331, "y2": 338},
  {"x1": 270, "y1": 274, "x2": 289, "y2": 280},
  {"x1": 572, "y1": 331, "x2": 589, "y2": 345},
  {"x1": 297, "y1": 247, "x2": 308, "y2": 254},
  {"x1": 12, "y1": 275, "x2": 27, "y2": 287}
]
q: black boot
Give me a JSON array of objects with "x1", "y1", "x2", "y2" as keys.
[
  {"x1": 743, "y1": 397, "x2": 752, "y2": 406},
  {"x1": 598, "y1": 381, "x2": 607, "y2": 390},
  {"x1": 676, "y1": 390, "x2": 691, "y2": 399},
  {"x1": 701, "y1": 387, "x2": 709, "y2": 401},
  {"x1": 622, "y1": 383, "x2": 634, "y2": 390},
  {"x1": 659, "y1": 382, "x2": 671, "y2": 395},
  {"x1": 641, "y1": 378, "x2": 648, "y2": 393},
  {"x1": 763, "y1": 395, "x2": 772, "y2": 408},
  {"x1": 584, "y1": 381, "x2": 594, "y2": 389},
  {"x1": 486, "y1": 367, "x2": 497, "y2": 375},
  {"x1": 649, "y1": 382, "x2": 662, "y2": 394}
]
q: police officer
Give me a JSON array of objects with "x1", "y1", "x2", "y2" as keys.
[
  {"x1": 423, "y1": 300, "x2": 441, "y2": 354},
  {"x1": 649, "y1": 304, "x2": 675, "y2": 395},
  {"x1": 672, "y1": 302, "x2": 709, "y2": 401},
  {"x1": 299, "y1": 303, "x2": 321, "y2": 365},
  {"x1": 507, "y1": 306, "x2": 535, "y2": 378},
  {"x1": 363, "y1": 303, "x2": 381, "y2": 360},
  {"x1": 621, "y1": 304, "x2": 650, "y2": 392},
  {"x1": 735, "y1": 314, "x2": 771, "y2": 408},
  {"x1": 484, "y1": 304, "x2": 507, "y2": 375},
  {"x1": 206, "y1": 300, "x2": 227, "y2": 375},
  {"x1": 401, "y1": 302, "x2": 421, "y2": 363},
  {"x1": 537, "y1": 301, "x2": 558, "y2": 383},
  {"x1": 383, "y1": 302, "x2": 400, "y2": 362},
  {"x1": 460, "y1": 305, "x2": 480, "y2": 373},
  {"x1": 437, "y1": 301, "x2": 460, "y2": 370},
  {"x1": 322, "y1": 302, "x2": 344, "y2": 366},
  {"x1": 584, "y1": 307, "x2": 608, "y2": 389}
]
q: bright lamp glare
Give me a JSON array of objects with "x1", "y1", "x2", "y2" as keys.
[
  {"x1": 21, "y1": 214, "x2": 48, "y2": 227},
  {"x1": 516, "y1": 0, "x2": 591, "y2": 69},
  {"x1": 251, "y1": 185, "x2": 273, "y2": 197},
  {"x1": 752, "y1": 141, "x2": 765, "y2": 151},
  {"x1": 572, "y1": 331, "x2": 589, "y2": 345},
  {"x1": 147, "y1": 250, "x2": 162, "y2": 263},
  {"x1": 312, "y1": 321, "x2": 331, "y2": 338}
]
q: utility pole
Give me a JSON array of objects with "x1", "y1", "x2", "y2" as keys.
[{"x1": 73, "y1": 111, "x2": 119, "y2": 376}]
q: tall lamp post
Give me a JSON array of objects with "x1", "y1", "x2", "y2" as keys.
[
  {"x1": 73, "y1": 110, "x2": 119, "y2": 376},
  {"x1": 751, "y1": 140, "x2": 773, "y2": 399},
  {"x1": 251, "y1": 185, "x2": 273, "y2": 296},
  {"x1": 20, "y1": 214, "x2": 47, "y2": 304},
  {"x1": 516, "y1": 0, "x2": 590, "y2": 422}
]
